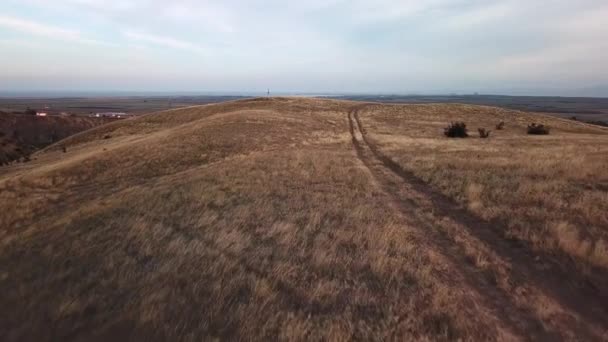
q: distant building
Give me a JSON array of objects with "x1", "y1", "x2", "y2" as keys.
[
  {"x1": 36, "y1": 112, "x2": 48, "y2": 117},
  {"x1": 94, "y1": 112, "x2": 128, "y2": 118}
]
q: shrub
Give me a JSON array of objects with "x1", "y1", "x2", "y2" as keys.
[
  {"x1": 24, "y1": 108, "x2": 37, "y2": 116},
  {"x1": 496, "y1": 121, "x2": 505, "y2": 130},
  {"x1": 103, "y1": 135, "x2": 111, "y2": 140},
  {"x1": 587, "y1": 120, "x2": 608, "y2": 127},
  {"x1": 444, "y1": 122, "x2": 468, "y2": 138},
  {"x1": 478, "y1": 128, "x2": 491, "y2": 138},
  {"x1": 527, "y1": 123, "x2": 550, "y2": 135}
]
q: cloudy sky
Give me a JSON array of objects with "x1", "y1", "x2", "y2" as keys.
[{"x1": 0, "y1": 0, "x2": 607, "y2": 95}]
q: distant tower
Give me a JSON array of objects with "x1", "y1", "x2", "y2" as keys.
[{"x1": 267, "y1": 88, "x2": 270, "y2": 97}]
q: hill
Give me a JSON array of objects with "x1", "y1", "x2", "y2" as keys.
[
  {"x1": 1, "y1": 97, "x2": 607, "y2": 341},
  {"x1": 0, "y1": 113, "x2": 116, "y2": 165}
]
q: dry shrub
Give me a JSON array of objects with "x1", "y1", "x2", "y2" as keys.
[
  {"x1": 444, "y1": 122, "x2": 468, "y2": 138},
  {"x1": 552, "y1": 222, "x2": 591, "y2": 259},
  {"x1": 495, "y1": 122, "x2": 505, "y2": 130},
  {"x1": 478, "y1": 128, "x2": 491, "y2": 138},
  {"x1": 527, "y1": 123, "x2": 550, "y2": 135},
  {"x1": 587, "y1": 120, "x2": 608, "y2": 127},
  {"x1": 591, "y1": 240, "x2": 608, "y2": 268},
  {"x1": 466, "y1": 183, "x2": 484, "y2": 212}
]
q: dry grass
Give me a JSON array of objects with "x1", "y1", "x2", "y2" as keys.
[
  {"x1": 359, "y1": 103, "x2": 608, "y2": 271},
  {"x1": 1, "y1": 98, "x2": 607, "y2": 341}
]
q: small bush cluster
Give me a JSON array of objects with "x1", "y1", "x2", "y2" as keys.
[
  {"x1": 443, "y1": 121, "x2": 554, "y2": 138},
  {"x1": 587, "y1": 120, "x2": 608, "y2": 127},
  {"x1": 444, "y1": 122, "x2": 468, "y2": 138},
  {"x1": 527, "y1": 123, "x2": 550, "y2": 135}
]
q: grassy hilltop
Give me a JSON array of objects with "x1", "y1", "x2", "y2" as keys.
[{"x1": 1, "y1": 97, "x2": 607, "y2": 341}]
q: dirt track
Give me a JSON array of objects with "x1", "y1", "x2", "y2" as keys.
[{"x1": 348, "y1": 106, "x2": 608, "y2": 340}]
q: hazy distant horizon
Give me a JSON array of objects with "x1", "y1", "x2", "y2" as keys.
[{"x1": 1, "y1": 89, "x2": 607, "y2": 99}]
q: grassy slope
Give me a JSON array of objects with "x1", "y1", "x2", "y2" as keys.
[
  {"x1": 0, "y1": 113, "x2": 115, "y2": 165},
  {"x1": 359, "y1": 104, "x2": 608, "y2": 270},
  {"x1": 1, "y1": 98, "x2": 607, "y2": 341}
]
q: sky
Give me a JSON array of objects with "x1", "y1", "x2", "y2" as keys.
[{"x1": 0, "y1": 0, "x2": 607, "y2": 96}]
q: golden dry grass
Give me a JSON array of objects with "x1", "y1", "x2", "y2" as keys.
[
  {"x1": 1, "y1": 98, "x2": 607, "y2": 341},
  {"x1": 358, "y1": 104, "x2": 608, "y2": 271}
]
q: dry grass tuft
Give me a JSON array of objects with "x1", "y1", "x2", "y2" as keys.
[{"x1": 478, "y1": 128, "x2": 491, "y2": 138}]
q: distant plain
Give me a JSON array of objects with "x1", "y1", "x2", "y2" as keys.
[{"x1": 2, "y1": 94, "x2": 608, "y2": 123}]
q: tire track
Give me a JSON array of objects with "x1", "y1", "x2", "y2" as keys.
[{"x1": 347, "y1": 106, "x2": 607, "y2": 340}]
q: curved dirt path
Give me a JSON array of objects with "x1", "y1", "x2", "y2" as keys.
[{"x1": 347, "y1": 105, "x2": 608, "y2": 341}]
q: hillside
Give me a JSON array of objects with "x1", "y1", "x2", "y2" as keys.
[
  {"x1": 1, "y1": 97, "x2": 607, "y2": 341},
  {"x1": 0, "y1": 113, "x2": 116, "y2": 165}
]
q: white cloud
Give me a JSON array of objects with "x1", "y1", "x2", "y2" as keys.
[
  {"x1": 0, "y1": 14, "x2": 79, "y2": 39},
  {"x1": 123, "y1": 30, "x2": 205, "y2": 53},
  {"x1": 441, "y1": 3, "x2": 515, "y2": 30},
  {"x1": 17, "y1": 0, "x2": 141, "y2": 13},
  {"x1": 0, "y1": 14, "x2": 109, "y2": 45},
  {"x1": 163, "y1": 3, "x2": 235, "y2": 33}
]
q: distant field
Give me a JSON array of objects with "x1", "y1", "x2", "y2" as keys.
[
  {"x1": 3, "y1": 94, "x2": 608, "y2": 124},
  {"x1": 0, "y1": 95, "x2": 246, "y2": 116},
  {"x1": 1, "y1": 98, "x2": 607, "y2": 340},
  {"x1": 338, "y1": 94, "x2": 608, "y2": 123}
]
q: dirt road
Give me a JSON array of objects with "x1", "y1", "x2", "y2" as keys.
[{"x1": 348, "y1": 106, "x2": 608, "y2": 341}]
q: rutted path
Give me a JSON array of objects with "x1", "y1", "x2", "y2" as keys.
[{"x1": 347, "y1": 106, "x2": 608, "y2": 341}]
